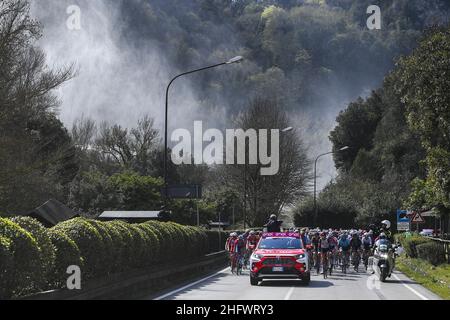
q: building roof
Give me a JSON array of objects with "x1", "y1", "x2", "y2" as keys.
[
  {"x1": 98, "y1": 211, "x2": 161, "y2": 219},
  {"x1": 208, "y1": 221, "x2": 230, "y2": 227},
  {"x1": 28, "y1": 199, "x2": 78, "y2": 227}
]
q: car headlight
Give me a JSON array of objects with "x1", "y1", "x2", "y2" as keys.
[
  {"x1": 295, "y1": 254, "x2": 306, "y2": 262},
  {"x1": 251, "y1": 253, "x2": 263, "y2": 261}
]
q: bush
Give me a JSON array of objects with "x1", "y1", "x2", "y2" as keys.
[
  {"x1": 416, "y1": 241, "x2": 446, "y2": 266},
  {"x1": 1, "y1": 217, "x2": 225, "y2": 298},
  {"x1": 0, "y1": 218, "x2": 41, "y2": 299},
  {"x1": 398, "y1": 234, "x2": 431, "y2": 258},
  {"x1": 10, "y1": 216, "x2": 56, "y2": 290},
  {"x1": 84, "y1": 219, "x2": 115, "y2": 275},
  {"x1": 135, "y1": 223, "x2": 159, "y2": 263},
  {"x1": 0, "y1": 236, "x2": 14, "y2": 299},
  {"x1": 102, "y1": 222, "x2": 127, "y2": 273},
  {"x1": 47, "y1": 230, "x2": 83, "y2": 288},
  {"x1": 105, "y1": 221, "x2": 134, "y2": 271},
  {"x1": 52, "y1": 218, "x2": 104, "y2": 279}
]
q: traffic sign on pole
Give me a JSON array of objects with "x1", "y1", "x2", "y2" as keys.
[
  {"x1": 397, "y1": 209, "x2": 410, "y2": 231},
  {"x1": 411, "y1": 212, "x2": 425, "y2": 223}
]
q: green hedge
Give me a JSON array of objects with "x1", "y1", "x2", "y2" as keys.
[
  {"x1": 9, "y1": 216, "x2": 56, "y2": 290},
  {"x1": 396, "y1": 233, "x2": 446, "y2": 266},
  {"x1": 0, "y1": 217, "x2": 224, "y2": 299},
  {"x1": 47, "y1": 230, "x2": 83, "y2": 287},
  {"x1": 416, "y1": 241, "x2": 446, "y2": 266},
  {"x1": 0, "y1": 218, "x2": 41, "y2": 299},
  {"x1": 397, "y1": 234, "x2": 431, "y2": 258}
]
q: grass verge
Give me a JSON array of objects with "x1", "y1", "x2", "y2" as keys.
[{"x1": 396, "y1": 256, "x2": 450, "y2": 300}]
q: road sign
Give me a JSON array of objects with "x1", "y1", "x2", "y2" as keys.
[
  {"x1": 397, "y1": 209, "x2": 410, "y2": 231},
  {"x1": 397, "y1": 209, "x2": 410, "y2": 222},
  {"x1": 411, "y1": 212, "x2": 425, "y2": 223},
  {"x1": 161, "y1": 185, "x2": 202, "y2": 199}
]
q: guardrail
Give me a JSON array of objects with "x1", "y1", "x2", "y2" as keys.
[
  {"x1": 19, "y1": 251, "x2": 228, "y2": 300},
  {"x1": 425, "y1": 236, "x2": 450, "y2": 264}
]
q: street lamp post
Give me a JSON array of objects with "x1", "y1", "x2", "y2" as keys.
[
  {"x1": 313, "y1": 146, "x2": 349, "y2": 226},
  {"x1": 163, "y1": 56, "x2": 244, "y2": 196}
]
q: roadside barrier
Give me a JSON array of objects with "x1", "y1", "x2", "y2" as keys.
[{"x1": 19, "y1": 251, "x2": 228, "y2": 300}]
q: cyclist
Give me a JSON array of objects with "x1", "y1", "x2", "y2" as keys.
[
  {"x1": 318, "y1": 232, "x2": 331, "y2": 277},
  {"x1": 225, "y1": 232, "x2": 237, "y2": 252},
  {"x1": 338, "y1": 232, "x2": 351, "y2": 272},
  {"x1": 230, "y1": 234, "x2": 246, "y2": 274},
  {"x1": 362, "y1": 232, "x2": 373, "y2": 270},
  {"x1": 327, "y1": 231, "x2": 339, "y2": 274},
  {"x1": 311, "y1": 232, "x2": 320, "y2": 271},
  {"x1": 245, "y1": 230, "x2": 259, "y2": 267},
  {"x1": 246, "y1": 231, "x2": 259, "y2": 250},
  {"x1": 362, "y1": 232, "x2": 373, "y2": 250},
  {"x1": 300, "y1": 228, "x2": 310, "y2": 246},
  {"x1": 350, "y1": 232, "x2": 362, "y2": 271},
  {"x1": 226, "y1": 233, "x2": 238, "y2": 272}
]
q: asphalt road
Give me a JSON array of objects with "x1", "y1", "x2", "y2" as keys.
[{"x1": 148, "y1": 266, "x2": 441, "y2": 300}]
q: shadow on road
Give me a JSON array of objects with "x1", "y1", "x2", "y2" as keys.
[
  {"x1": 259, "y1": 279, "x2": 334, "y2": 288},
  {"x1": 383, "y1": 279, "x2": 418, "y2": 285}
]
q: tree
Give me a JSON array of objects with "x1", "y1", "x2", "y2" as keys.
[
  {"x1": 394, "y1": 27, "x2": 450, "y2": 213},
  {"x1": 0, "y1": 0, "x2": 75, "y2": 215},
  {"x1": 95, "y1": 115, "x2": 159, "y2": 175},
  {"x1": 222, "y1": 98, "x2": 311, "y2": 226},
  {"x1": 329, "y1": 91, "x2": 384, "y2": 172}
]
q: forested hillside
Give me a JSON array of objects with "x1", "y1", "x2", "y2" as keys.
[
  {"x1": 2, "y1": 0, "x2": 450, "y2": 227},
  {"x1": 294, "y1": 26, "x2": 450, "y2": 228}
]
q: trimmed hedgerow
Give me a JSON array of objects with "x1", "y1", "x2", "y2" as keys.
[
  {"x1": 2, "y1": 217, "x2": 225, "y2": 299},
  {"x1": 47, "y1": 229, "x2": 83, "y2": 288},
  {"x1": 9, "y1": 216, "x2": 56, "y2": 290},
  {"x1": 0, "y1": 218, "x2": 41, "y2": 299},
  {"x1": 0, "y1": 236, "x2": 14, "y2": 299},
  {"x1": 52, "y1": 217, "x2": 105, "y2": 279}
]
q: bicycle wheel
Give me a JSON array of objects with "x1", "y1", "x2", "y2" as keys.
[
  {"x1": 315, "y1": 253, "x2": 320, "y2": 274},
  {"x1": 323, "y1": 258, "x2": 328, "y2": 279}
]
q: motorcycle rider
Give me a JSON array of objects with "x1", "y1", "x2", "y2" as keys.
[
  {"x1": 377, "y1": 220, "x2": 393, "y2": 242},
  {"x1": 373, "y1": 232, "x2": 395, "y2": 275}
]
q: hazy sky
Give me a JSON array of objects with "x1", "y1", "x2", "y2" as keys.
[{"x1": 30, "y1": 0, "x2": 364, "y2": 190}]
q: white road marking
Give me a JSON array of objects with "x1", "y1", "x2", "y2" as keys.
[
  {"x1": 284, "y1": 286, "x2": 295, "y2": 300},
  {"x1": 392, "y1": 273, "x2": 429, "y2": 300},
  {"x1": 153, "y1": 267, "x2": 230, "y2": 300}
]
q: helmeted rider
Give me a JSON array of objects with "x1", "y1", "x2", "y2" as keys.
[
  {"x1": 225, "y1": 232, "x2": 238, "y2": 252},
  {"x1": 318, "y1": 232, "x2": 331, "y2": 253},
  {"x1": 300, "y1": 228, "x2": 311, "y2": 246},
  {"x1": 374, "y1": 232, "x2": 395, "y2": 273},
  {"x1": 377, "y1": 220, "x2": 392, "y2": 242},
  {"x1": 350, "y1": 232, "x2": 362, "y2": 251},
  {"x1": 327, "y1": 231, "x2": 338, "y2": 252},
  {"x1": 311, "y1": 232, "x2": 320, "y2": 253},
  {"x1": 362, "y1": 232, "x2": 373, "y2": 250},
  {"x1": 264, "y1": 214, "x2": 282, "y2": 232},
  {"x1": 246, "y1": 230, "x2": 259, "y2": 251}
]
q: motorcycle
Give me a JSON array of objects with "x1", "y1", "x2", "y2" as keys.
[{"x1": 369, "y1": 242, "x2": 395, "y2": 282}]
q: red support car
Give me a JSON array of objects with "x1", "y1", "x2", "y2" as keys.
[{"x1": 249, "y1": 232, "x2": 310, "y2": 286}]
